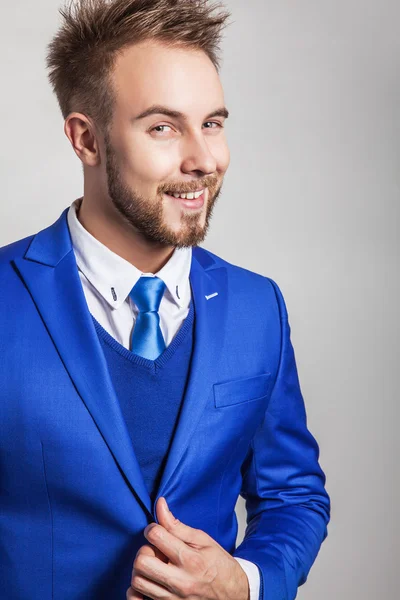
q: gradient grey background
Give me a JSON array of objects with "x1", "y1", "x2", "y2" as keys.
[{"x1": 1, "y1": 1, "x2": 398, "y2": 598}]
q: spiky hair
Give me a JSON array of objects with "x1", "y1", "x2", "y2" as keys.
[{"x1": 46, "y1": 0, "x2": 232, "y2": 133}]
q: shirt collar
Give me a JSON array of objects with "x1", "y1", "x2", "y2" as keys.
[{"x1": 67, "y1": 198, "x2": 192, "y2": 310}]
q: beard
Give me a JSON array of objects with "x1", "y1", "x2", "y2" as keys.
[{"x1": 104, "y1": 134, "x2": 223, "y2": 248}]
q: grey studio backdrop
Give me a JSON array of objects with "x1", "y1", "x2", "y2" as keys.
[{"x1": 0, "y1": 1, "x2": 398, "y2": 599}]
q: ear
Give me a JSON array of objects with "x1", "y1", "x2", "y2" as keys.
[{"x1": 64, "y1": 112, "x2": 100, "y2": 167}]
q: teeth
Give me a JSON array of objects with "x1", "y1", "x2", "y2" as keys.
[{"x1": 168, "y1": 190, "x2": 204, "y2": 200}]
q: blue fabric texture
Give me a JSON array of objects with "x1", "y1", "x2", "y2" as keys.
[
  {"x1": 92, "y1": 297, "x2": 195, "y2": 504},
  {"x1": 129, "y1": 275, "x2": 167, "y2": 360},
  {"x1": 0, "y1": 207, "x2": 331, "y2": 599}
]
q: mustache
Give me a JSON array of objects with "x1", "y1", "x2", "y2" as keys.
[{"x1": 160, "y1": 174, "x2": 219, "y2": 194}]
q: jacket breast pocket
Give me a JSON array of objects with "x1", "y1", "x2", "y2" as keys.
[{"x1": 213, "y1": 373, "x2": 272, "y2": 409}]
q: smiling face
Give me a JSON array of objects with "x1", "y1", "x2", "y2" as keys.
[{"x1": 102, "y1": 40, "x2": 230, "y2": 248}]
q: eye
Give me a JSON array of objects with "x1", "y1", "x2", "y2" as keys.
[
  {"x1": 203, "y1": 121, "x2": 223, "y2": 129},
  {"x1": 149, "y1": 121, "x2": 224, "y2": 135},
  {"x1": 150, "y1": 124, "x2": 173, "y2": 134}
]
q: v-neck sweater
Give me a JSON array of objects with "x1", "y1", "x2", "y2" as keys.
[{"x1": 91, "y1": 298, "x2": 195, "y2": 504}]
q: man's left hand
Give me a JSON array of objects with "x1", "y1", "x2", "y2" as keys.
[{"x1": 126, "y1": 497, "x2": 250, "y2": 600}]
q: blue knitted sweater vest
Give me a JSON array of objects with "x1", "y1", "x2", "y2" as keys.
[{"x1": 91, "y1": 298, "x2": 195, "y2": 505}]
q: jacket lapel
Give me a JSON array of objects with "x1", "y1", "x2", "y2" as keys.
[
  {"x1": 13, "y1": 208, "x2": 228, "y2": 519},
  {"x1": 154, "y1": 247, "x2": 227, "y2": 509},
  {"x1": 13, "y1": 208, "x2": 154, "y2": 517}
]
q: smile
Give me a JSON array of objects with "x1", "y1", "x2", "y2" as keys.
[
  {"x1": 164, "y1": 189, "x2": 205, "y2": 200},
  {"x1": 164, "y1": 189, "x2": 206, "y2": 210}
]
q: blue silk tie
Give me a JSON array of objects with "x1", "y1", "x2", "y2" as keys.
[{"x1": 129, "y1": 276, "x2": 167, "y2": 360}]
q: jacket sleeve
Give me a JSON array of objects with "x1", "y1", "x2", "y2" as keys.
[{"x1": 233, "y1": 278, "x2": 331, "y2": 600}]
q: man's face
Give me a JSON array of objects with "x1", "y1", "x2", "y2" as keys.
[{"x1": 103, "y1": 40, "x2": 230, "y2": 248}]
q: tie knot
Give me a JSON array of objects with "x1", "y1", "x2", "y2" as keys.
[{"x1": 129, "y1": 276, "x2": 166, "y2": 313}]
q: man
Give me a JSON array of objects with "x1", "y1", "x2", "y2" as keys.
[{"x1": 0, "y1": 0, "x2": 330, "y2": 599}]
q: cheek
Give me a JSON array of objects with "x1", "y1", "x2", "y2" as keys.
[
  {"x1": 222, "y1": 147, "x2": 231, "y2": 172},
  {"x1": 212, "y1": 138, "x2": 230, "y2": 173},
  {"x1": 114, "y1": 135, "x2": 177, "y2": 186},
  {"x1": 138, "y1": 152, "x2": 176, "y2": 184}
]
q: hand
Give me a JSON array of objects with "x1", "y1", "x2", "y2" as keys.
[{"x1": 126, "y1": 497, "x2": 250, "y2": 600}]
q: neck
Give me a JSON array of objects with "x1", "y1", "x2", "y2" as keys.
[{"x1": 77, "y1": 196, "x2": 175, "y2": 274}]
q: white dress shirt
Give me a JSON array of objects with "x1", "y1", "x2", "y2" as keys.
[{"x1": 67, "y1": 198, "x2": 260, "y2": 600}]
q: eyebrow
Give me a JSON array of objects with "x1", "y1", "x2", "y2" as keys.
[{"x1": 132, "y1": 105, "x2": 230, "y2": 122}]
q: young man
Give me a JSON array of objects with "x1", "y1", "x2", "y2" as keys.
[{"x1": 0, "y1": 1, "x2": 330, "y2": 599}]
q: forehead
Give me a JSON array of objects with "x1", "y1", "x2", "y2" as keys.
[{"x1": 111, "y1": 40, "x2": 225, "y2": 119}]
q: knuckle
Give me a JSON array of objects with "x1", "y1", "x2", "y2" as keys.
[
  {"x1": 194, "y1": 527, "x2": 208, "y2": 543},
  {"x1": 131, "y1": 573, "x2": 145, "y2": 591},
  {"x1": 203, "y1": 563, "x2": 218, "y2": 584},
  {"x1": 134, "y1": 553, "x2": 147, "y2": 572},
  {"x1": 181, "y1": 579, "x2": 196, "y2": 597},
  {"x1": 136, "y1": 544, "x2": 153, "y2": 557},
  {"x1": 167, "y1": 575, "x2": 181, "y2": 595},
  {"x1": 135, "y1": 546, "x2": 144, "y2": 557},
  {"x1": 148, "y1": 524, "x2": 162, "y2": 541},
  {"x1": 186, "y1": 551, "x2": 204, "y2": 571}
]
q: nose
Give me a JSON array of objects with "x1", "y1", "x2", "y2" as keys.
[{"x1": 180, "y1": 131, "x2": 217, "y2": 176}]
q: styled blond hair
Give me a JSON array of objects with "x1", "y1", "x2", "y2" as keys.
[{"x1": 46, "y1": 0, "x2": 231, "y2": 133}]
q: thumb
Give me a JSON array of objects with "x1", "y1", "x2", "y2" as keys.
[{"x1": 156, "y1": 497, "x2": 209, "y2": 547}]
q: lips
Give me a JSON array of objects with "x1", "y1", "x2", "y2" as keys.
[
  {"x1": 164, "y1": 189, "x2": 206, "y2": 210},
  {"x1": 164, "y1": 189, "x2": 205, "y2": 198}
]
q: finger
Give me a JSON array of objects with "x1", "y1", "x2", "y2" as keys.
[
  {"x1": 138, "y1": 542, "x2": 169, "y2": 564},
  {"x1": 145, "y1": 522, "x2": 188, "y2": 565},
  {"x1": 129, "y1": 545, "x2": 160, "y2": 600},
  {"x1": 151, "y1": 544, "x2": 170, "y2": 564},
  {"x1": 134, "y1": 552, "x2": 183, "y2": 592},
  {"x1": 126, "y1": 586, "x2": 143, "y2": 599},
  {"x1": 131, "y1": 570, "x2": 173, "y2": 600},
  {"x1": 156, "y1": 497, "x2": 209, "y2": 547},
  {"x1": 126, "y1": 588, "x2": 154, "y2": 600}
]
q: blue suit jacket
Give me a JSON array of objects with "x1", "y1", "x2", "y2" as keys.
[{"x1": 0, "y1": 208, "x2": 330, "y2": 599}]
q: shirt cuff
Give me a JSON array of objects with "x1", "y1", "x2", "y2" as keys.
[{"x1": 233, "y1": 557, "x2": 261, "y2": 600}]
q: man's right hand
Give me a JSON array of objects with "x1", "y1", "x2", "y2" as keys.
[{"x1": 126, "y1": 542, "x2": 169, "y2": 600}]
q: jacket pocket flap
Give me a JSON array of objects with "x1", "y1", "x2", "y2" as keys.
[{"x1": 214, "y1": 373, "x2": 271, "y2": 408}]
